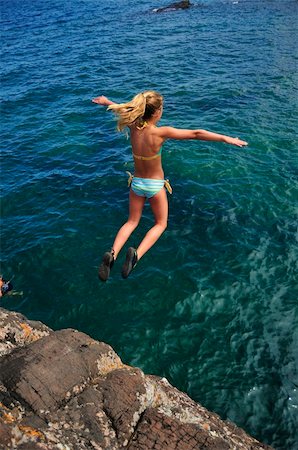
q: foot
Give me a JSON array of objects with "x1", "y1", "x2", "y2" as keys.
[
  {"x1": 121, "y1": 247, "x2": 138, "y2": 279},
  {"x1": 98, "y1": 251, "x2": 114, "y2": 282}
]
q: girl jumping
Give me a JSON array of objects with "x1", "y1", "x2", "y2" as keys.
[{"x1": 92, "y1": 91, "x2": 247, "y2": 281}]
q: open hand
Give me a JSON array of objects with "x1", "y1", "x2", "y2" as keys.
[
  {"x1": 226, "y1": 137, "x2": 248, "y2": 147},
  {"x1": 92, "y1": 95, "x2": 110, "y2": 106}
]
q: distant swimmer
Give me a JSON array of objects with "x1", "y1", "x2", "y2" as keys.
[
  {"x1": 92, "y1": 91, "x2": 248, "y2": 281},
  {"x1": 0, "y1": 276, "x2": 13, "y2": 297}
]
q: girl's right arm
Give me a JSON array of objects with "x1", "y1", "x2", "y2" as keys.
[
  {"x1": 92, "y1": 95, "x2": 116, "y2": 106},
  {"x1": 158, "y1": 126, "x2": 248, "y2": 147}
]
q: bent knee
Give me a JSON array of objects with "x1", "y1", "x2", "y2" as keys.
[
  {"x1": 127, "y1": 218, "x2": 140, "y2": 228},
  {"x1": 156, "y1": 221, "x2": 167, "y2": 231}
]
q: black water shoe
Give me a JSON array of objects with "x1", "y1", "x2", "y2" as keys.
[
  {"x1": 121, "y1": 247, "x2": 138, "y2": 279},
  {"x1": 98, "y1": 251, "x2": 114, "y2": 282}
]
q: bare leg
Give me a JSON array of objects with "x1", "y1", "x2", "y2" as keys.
[
  {"x1": 136, "y1": 188, "x2": 168, "y2": 260},
  {"x1": 112, "y1": 190, "x2": 146, "y2": 259}
]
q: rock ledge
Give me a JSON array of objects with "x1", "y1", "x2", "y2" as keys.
[{"x1": 0, "y1": 308, "x2": 272, "y2": 449}]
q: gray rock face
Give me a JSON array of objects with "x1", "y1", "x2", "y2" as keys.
[
  {"x1": 0, "y1": 308, "x2": 51, "y2": 357},
  {"x1": 0, "y1": 308, "x2": 273, "y2": 449}
]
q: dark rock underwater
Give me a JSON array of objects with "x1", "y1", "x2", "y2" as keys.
[{"x1": 153, "y1": 0, "x2": 191, "y2": 13}]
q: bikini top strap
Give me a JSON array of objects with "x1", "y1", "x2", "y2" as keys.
[{"x1": 132, "y1": 148, "x2": 162, "y2": 161}]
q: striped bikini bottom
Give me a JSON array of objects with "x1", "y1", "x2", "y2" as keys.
[{"x1": 126, "y1": 172, "x2": 172, "y2": 199}]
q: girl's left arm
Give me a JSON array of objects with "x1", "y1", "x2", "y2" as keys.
[{"x1": 158, "y1": 127, "x2": 248, "y2": 147}]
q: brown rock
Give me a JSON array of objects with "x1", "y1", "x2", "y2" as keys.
[
  {"x1": 0, "y1": 309, "x2": 273, "y2": 450},
  {"x1": 99, "y1": 368, "x2": 147, "y2": 444},
  {"x1": 0, "y1": 329, "x2": 123, "y2": 414}
]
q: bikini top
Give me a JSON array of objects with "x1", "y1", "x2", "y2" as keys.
[
  {"x1": 133, "y1": 121, "x2": 162, "y2": 160},
  {"x1": 133, "y1": 148, "x2": 162, "y2": 161}
]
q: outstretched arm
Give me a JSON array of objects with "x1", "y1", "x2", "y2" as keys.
[
  {"x1": 92, "y1": 95, "x2": 116, "y2": 106},
  {"x1": 158, "y1": 126, "x2": 248, "y2": 147}
]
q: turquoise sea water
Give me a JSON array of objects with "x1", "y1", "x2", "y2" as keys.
[{"x1": 1, "y1": 0, "x2": 297, "y2": 447}]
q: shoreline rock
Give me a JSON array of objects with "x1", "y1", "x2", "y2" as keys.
[{"x1": 0, "y1": 308, "x2": 273, "y2": 449}]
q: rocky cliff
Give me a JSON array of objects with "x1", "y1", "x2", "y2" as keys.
[{"x1": 0, "y1": 308, "x2": 272, "y2": 450}]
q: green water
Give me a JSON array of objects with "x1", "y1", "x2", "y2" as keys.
[{"x1": 1, "y1": 0, "x2": 297, "y2": 447}]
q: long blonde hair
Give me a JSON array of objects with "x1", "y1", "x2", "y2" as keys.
[{"x1": 108, "y1": 90, "x2": 163, "y2": 131}]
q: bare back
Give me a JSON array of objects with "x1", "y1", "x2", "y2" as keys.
[{"x1": 130, "y1": 124, "x2": 166, "y2": 179}]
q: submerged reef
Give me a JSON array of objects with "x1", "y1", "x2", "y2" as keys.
[
  {"x1": 0, "y1": 308, "x2": 272, "y2": 449},
  {"x1": 153, "y1": 1, "x2": 191, "y2": 13}
]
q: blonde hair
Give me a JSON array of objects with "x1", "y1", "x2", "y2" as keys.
[{"x1": 108, "y1": 90, "x2": 163, "y2": 131}]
